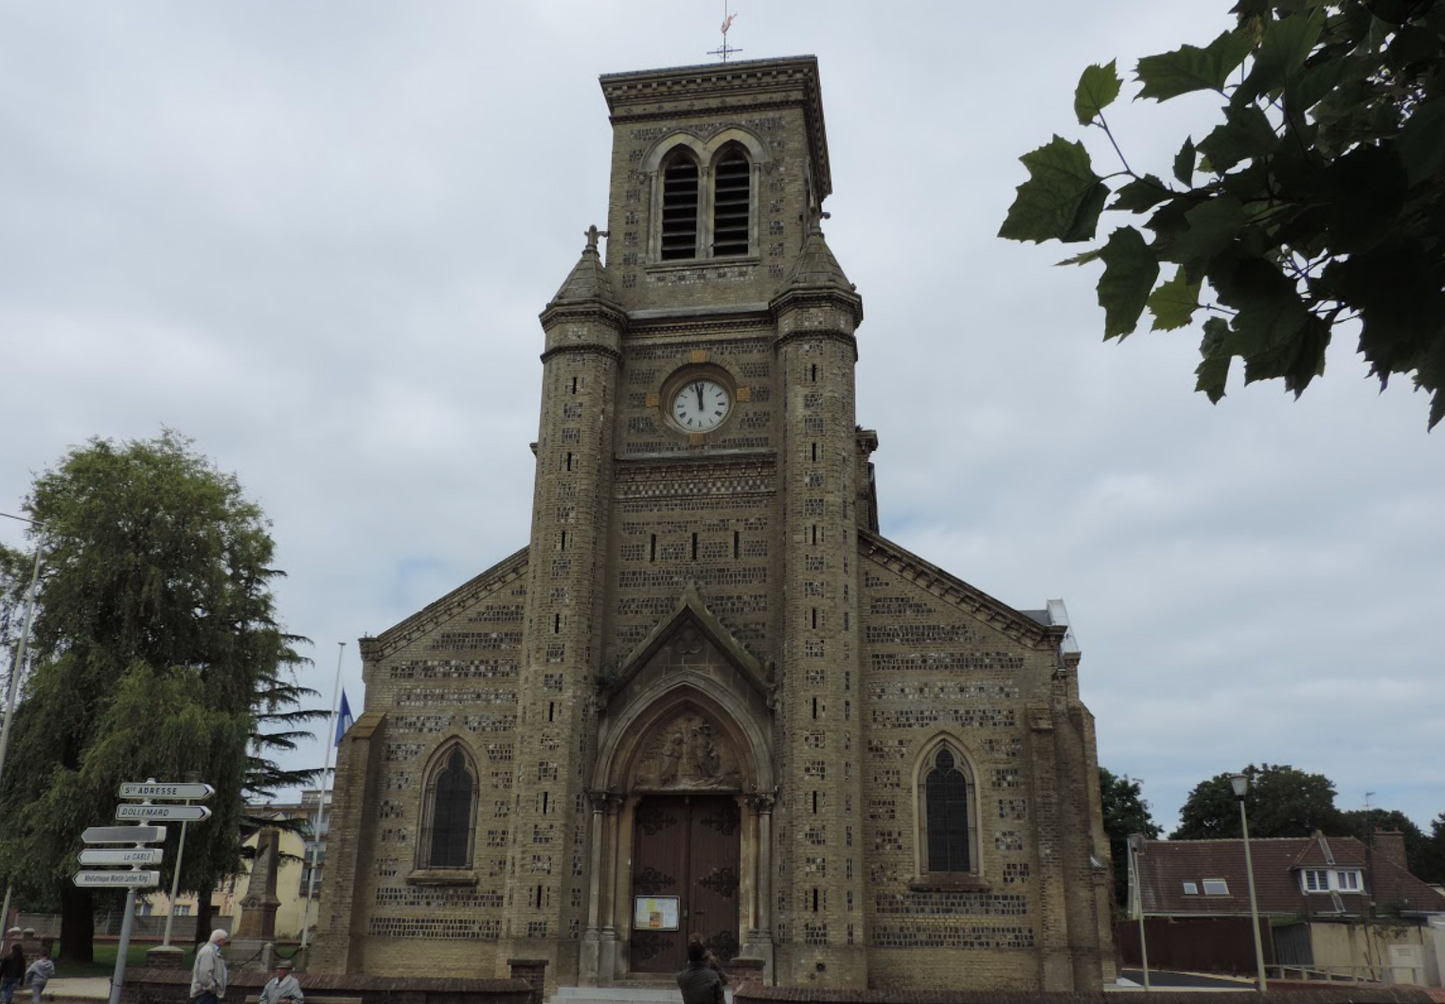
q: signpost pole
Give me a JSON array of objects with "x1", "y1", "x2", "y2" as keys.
[
  {"x1": 109, "y1": 887, "x2": 138, "y2": 1004},
  {"x1": 159, "y1": 809, "x2": 190, "y2": 949}
]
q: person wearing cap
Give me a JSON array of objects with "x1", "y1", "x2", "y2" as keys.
[
  {"x1": 257, "y1": 958, "x2": 302, "y2": 1004},
  {"x1": 189, "y1": 930, "x2": 229, "y2": 1004}
]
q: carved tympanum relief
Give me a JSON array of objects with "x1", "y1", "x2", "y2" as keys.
[{"x1": 633, "y1": 710, "x2": 742, "y2": 790}]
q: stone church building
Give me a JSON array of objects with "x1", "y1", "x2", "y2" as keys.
[{"x1": 313, "y1": 55, "x2": 1116, "y2": 991}]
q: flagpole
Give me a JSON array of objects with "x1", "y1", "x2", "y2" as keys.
[{"x1": 300, "y1": 641, "x2": 345, "y2": 957}]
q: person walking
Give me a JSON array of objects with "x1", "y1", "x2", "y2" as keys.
[
  {"x1": 257, "y1": 958, "x2": 303, "y2": 1004},
  {"x1": 23, "y1": 944, "x2": 53, "y2": 1004},
  {"x1": 189, "y1": 930, "x2": 229, "y2": 1004},
  {"x1": 0, "y1": 941, "x2": 25, "y2": 1004},
  {"x1": 676, "y1": 937, "x2": 724, "y2": 1004}
]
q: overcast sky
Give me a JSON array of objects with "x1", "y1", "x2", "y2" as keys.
[{"x1": 2, "y1": 2, "x2": 1441, "y2": 836}]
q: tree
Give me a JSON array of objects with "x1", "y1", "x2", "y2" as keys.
[
  {"x1": 1100, "y1": 768, "x2": 1161, "y2": 905},
  {"x1": 1414, "y1": 812, "x2": 1445, "y2": 883},
  {"x1": 1000, "y1": 1, "x2": 1445, "y2": 428},
  {"x1": 1172, "y1": 763, "x2": 1346, "y2": 839},
  {"x1": 0, "y1": 432, "x2": 311, "y2": 962},
  {"x1": 1340, "y1": 807, "x2": 1427, "y2": 873}
]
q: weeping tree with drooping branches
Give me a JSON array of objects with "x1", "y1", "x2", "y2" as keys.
[{"x1": 0, "y1": 432, "x2": 315, "y2": 962}]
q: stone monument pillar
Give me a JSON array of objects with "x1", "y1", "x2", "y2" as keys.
[{"x1": 234, "y1": 828, "x2": 283, "y2": 940}]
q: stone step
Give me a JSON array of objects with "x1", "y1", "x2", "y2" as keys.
[{"x1": 550, "y1": 987, "x2": 733, "y2": 1004}]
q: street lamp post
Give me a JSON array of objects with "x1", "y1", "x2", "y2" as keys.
[{"x1": 1231, "y1": 772, "x2": 1268, "y2": 993}]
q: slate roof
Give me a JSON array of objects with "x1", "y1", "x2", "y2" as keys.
[{"x1": 1133, "y1": 834, "x2": 1445, "y2": 919}]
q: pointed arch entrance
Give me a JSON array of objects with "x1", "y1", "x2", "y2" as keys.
[{"x1": 578, "y1": 591, "x2": 775, "y2": 984}]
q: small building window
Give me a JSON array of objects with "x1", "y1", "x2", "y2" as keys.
[
  {"x1": 660, "y1": 154, "x2": 700, "y2": 260},
  {"x1": 1182, "y1": 881, "x2": 1199, "y2": 895},
  {"x1": 1201, "y1": 878, "x2": 1230, "y2": 895},
  {"x1": 1301, "y1": 868, "x2": 1362, "y2": 893},
  {"x1": 418, "y1": 742, "x2": 479, "y2": 870},
  {"x1": 1336, "y1": 869, "x2": 1360, "y2": 891},
  {"x1": 712, "y1": 148, "x2": 750, "y2": 256}
]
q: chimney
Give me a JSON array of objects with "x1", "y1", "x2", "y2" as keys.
[{"x1": 1374, "y1": 829, "x2": 1407, "y2": 871}]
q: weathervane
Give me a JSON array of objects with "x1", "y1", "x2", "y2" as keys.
[{"x1": 707, "y1": 3, "x2": 741, "y2": 62}]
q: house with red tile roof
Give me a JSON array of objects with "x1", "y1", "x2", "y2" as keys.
[{"x1": 1123, "y1": 831, "x2": 1445, "y2": 987}]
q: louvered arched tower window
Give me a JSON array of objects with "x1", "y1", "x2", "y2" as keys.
[
  {"x1": 660, "y1": 153, "x2": 701, "y2": 260},
  {"x1": 711, "y1": 146, "x2": 751, "y2": 257}
]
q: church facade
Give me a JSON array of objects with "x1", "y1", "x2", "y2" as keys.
[{"x1": 312, "y1": 55, "x2": 1116, "y2": 992}]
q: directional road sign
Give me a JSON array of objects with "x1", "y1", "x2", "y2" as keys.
[
  {"x1": 73, "y1": 870, "x2": 160, "y2": 889},
  {"x1": 78, "y1": 848, "x2": 164, "y2": 866},
  {"x1": 83, "y1": 825, "x2": 166, "y2": 844},
  {"x1": 118, "y1": 781, "x2": 215, "y2": 801},
  {"x1": 115, "y1": 804, "x2": 211, "y2": 823}
]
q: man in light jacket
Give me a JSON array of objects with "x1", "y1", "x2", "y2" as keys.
[
  {"x1": 190, "y1": 930, "x2": 229, "y2": 1004},
  {"x1": 258, "y1": 958, "x2": 303, "y2": 1004}
]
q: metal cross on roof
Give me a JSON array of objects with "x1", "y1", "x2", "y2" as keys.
[{"x1": 707, "y1": 4, "x2": 741, "y2": 63}]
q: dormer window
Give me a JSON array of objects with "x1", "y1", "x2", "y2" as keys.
[
  {"x1": 712, "y1": 147, "x2": 751, "y2": 256},
  {"x1": 660, "y1": 154, "x2": 701, "y2": 260}
]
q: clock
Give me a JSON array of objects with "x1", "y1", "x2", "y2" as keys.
[{"x1": 670, "y1": 377, "x2": 731, "y2": 432}]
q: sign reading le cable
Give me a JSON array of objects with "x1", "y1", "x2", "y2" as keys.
[
  {"x1": 118, "y1": 782, "x2": 215, "y2": 800},
  {"x1": 79, "y1": 848, "x2": 164, "y2": 866},
  {"x1": 115, "y1": 804, "x2": 212, "y2": 822}
]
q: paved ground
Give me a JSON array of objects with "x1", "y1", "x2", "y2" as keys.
[{"x1": 41, "y1": 977, "x2": 112, "y2": 1000}]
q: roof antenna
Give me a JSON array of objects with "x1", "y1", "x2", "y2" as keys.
[{"x1": 707, "y1": 3, "x2": 741, "y2": 62}]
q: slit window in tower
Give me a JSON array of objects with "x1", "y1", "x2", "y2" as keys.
[
  {"x1": 733, "y1": 531, "x2": 740, "y2": 559},
  {"x1": 811, "y1": 608, "x2": 818, "y2": 629},
  {"x1": 570, "y1": 376, "x2": 578, "y2": 394},
  {"x1": 812, "y1": 442, "x2": 818, "y2": 462},
  {"x1": 660, "y1": 156, "x2": 700, "y2": 260},
  {"x1": 811, "y1": 363, "x2": 818, "y2": 383},
  {"x1": 553, "y1": 613, "x2": 561, "y2": 634},
  {"x1": 650, "y1": 534, "x2": 657, "y2": 562},
  {"x1": 812, "y1": 791, "x2": 818, "y2": 814},
  {"x1": 565, "y1": 452, "x2": 573, "y2": 472},
  {"x1": 559, "y1": 530, "x2": 567, "y2": 551},
  {"x1": 548, "y1": 701, "x2": 555, "y2": 722},
  {"x1": 812, "y1": 888, "x2": 820, "y2": 912},
  {"x1": 812, "y1": 696, "x2": 818, "y2": 720},
  {"x1": 712, "y1": 149, "x2": 750, "y2": 256},
  {"x1": 691, "y1": 532, "x2": 698, "y2": 560}
]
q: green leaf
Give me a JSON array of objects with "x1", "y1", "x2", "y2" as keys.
[
  {"x1": 999, "y1": 136, "x2": 1108, "y2": 244},
  {"x1": 1173, "y1": 138, "x2": 1196, "y2": 185},
  {"x1": 1056, "y1": 248, "x2": 1105, "y2": 266},
  {"x1": 1241, "y1": 312, "x2": 1330, "y2": 394},
  {"x1": 1197, "y1": 103, "x2": 1279, "y2": 172},
  {"x1": 1397, "y1": 97, "x2": 1445, "y2": 187},
  {"x1": 1236, "y1": 8, "x2": 1323, "y2": 105},
  {"x1": 1194, "y1": 316, "x2": 1233, "y2": 402},
  {"x1": 1075, "y1": 60, "x2": 1123, "y2": 125},
  {"x1": 1208, "y1": 253, "x2": 1311, "y2": 359},
  {"x1": 1148, "y1": 268, "x2": 1202, "y2": 330},
  {"x1": 1096, "y1": 226, "x2": 1160, "y2": 340},
  {"x1": 1136, "y1": 30, "x2": 1254, "y2": 101},
  {"x1": 1111, "y1": 175, "x2": 1172, "y2": 213},
  {"x1": 1165, "y1": 195, "x2": 1245, "y2": 278}
]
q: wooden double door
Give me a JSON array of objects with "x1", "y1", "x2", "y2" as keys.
[{"x1": 629, "y1": 794, "x2": 741, "y2": 973}]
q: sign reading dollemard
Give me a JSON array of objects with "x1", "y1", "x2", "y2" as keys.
[
  {"x1": 73, "y1": 870, "x2": 161, "y2": 889},
  {"x1": 82, "y1": 825, "x2": 166, "y2": 844},
  {"x1": 115, "y1": 804, "x2": 212, "y2": 822},
  {"x1": 118, "y1": 782, "x2": 215, "y2": 801}
]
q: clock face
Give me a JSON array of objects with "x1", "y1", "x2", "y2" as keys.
[{"x1": 671, "y1": 378, "x2": 731, "y2": 432}]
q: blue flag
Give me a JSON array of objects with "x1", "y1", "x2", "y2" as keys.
[{"x1": 335, "y1": 690, "x2": 355, "y2": 746}]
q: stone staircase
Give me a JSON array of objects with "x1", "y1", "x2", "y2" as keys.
[{"x1": 550, "y1": 985, "x2": 733, "y2": 1004}]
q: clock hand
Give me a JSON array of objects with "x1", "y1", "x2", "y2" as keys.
[{"x1": 695, "y1": 382, "x2": 704, "y2": 410}]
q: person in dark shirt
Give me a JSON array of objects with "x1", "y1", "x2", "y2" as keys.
[{"x1": 676, "y1": 937, "x2": 724, "y2": 1004}]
